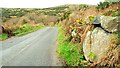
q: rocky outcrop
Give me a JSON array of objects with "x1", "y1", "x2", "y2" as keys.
[{"x1": 83, "y1": 16, "x2": 120, "y2": 67}]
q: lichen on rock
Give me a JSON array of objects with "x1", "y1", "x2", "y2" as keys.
[{"x1": 83, "y1": 16, "x2": 120, "y2": 67}]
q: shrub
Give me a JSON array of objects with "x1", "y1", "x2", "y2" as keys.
[
  {"x1": 2, "y1": 8, "x2": 27, "y2": 22},
  {"x1": 18, "y1": 16, "x2": 30, "y2": 24},
  {"x1": 2, "y1": 23, "x2": 16, "y2": 36},
  {"x1": 7, "y1": 17, "x2": 19, "y2": 24},
  {"x1": 103, "y1": 9, "x2": 120, "y2": 17},
  {"x1": 13, "y1": 24, "x2": 44, "y2": 36},
  {"x1": 14, "y1": 24, "x2": 32, "y2": 35},
  {"x1": 96, "y1": 2, "x2": 109, "y2": 10}
]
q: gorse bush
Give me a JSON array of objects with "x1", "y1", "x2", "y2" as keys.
[
  {"x1": 25, "y1": 13, "x2": 41, "y2": 23},
  {"x1": 96, "y1": 2, "x2": 109, "y2": 10},
  {"x1": 7, "y1": 18, "x2": 19, "y2": 24},
  {"x1": 63, "y1": 15, "x2": 94, "y2": 44},
  {"x1": 17, "y1": 16, "x2": 30, "y2": 24},
  {"x1": 13, "y1": 24, "x2": 32, "y2": 35},
  {"x1": 13, "y1": 24, "x2": 44, "y2": 36},
  {"x1": 58, "y1": 11, "x2": 71, "y2": 21},
  {"x1": 96, "y1": 2, "x2": 117, "y2": 10},
  {"x1": 2, "y1": 22, "x2": 44, "y2": 37},
  {"x1": 103, "y1": 9, "x2": 120, "y2": 17},
  {"x1": 2, "y1": 22, "x2": 16, "y2": 36}
]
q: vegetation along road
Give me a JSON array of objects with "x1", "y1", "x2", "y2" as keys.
[{"x1": 0, "y1": 27, "x2": 61, "y2": 66}]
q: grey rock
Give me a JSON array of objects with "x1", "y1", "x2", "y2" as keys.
[
  {"x1": 83, "y1": 31, "x2": 91, "y2": 61},
  {"x1": 83, "y1": 27, "x2": 119, "y2": 63},
  {"x1": 92, "y1": 16, "x2": 101, "y2": 24},
  {"x1": 100, "y1": 16, "x2": 120, "y2": 33},
  {"x1": 90, "y1": 27, "x2": 113, "y2": 62},
  {"x1": 92, "y1": 16, "x2": 120, "y2": 33}
]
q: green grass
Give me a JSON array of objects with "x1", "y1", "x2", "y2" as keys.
[
  {"x1": 14, "y1": 24, "x2": 45, "y2": 36},
  {"x1": 57, "y1": 25, "x2": 87, "y2": 66},
  {"x1": 114, "y1": 32, "x2": 120, "y2": 45},
  {"x1": 0, "y1": 33, "x2": 8, "y2": 40}
]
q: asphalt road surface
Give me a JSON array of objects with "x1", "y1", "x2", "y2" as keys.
[{"x1": 0, "y1": 27, "x2": 61, "y2": 66}]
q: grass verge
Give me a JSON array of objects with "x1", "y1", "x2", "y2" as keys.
[
  {"x1": 0, "y1": 33, "x2": 8, "y2": 41},
  {"x1": 57, "y1": 25, "x2": 87, "y2": 66},
  {"x1": 14, "y1": 24, "x2": 45, "y2": 36}
]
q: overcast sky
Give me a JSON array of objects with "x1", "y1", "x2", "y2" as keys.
[{"x1": 0, "y1": 0, "x2": 105, "y2": 8}]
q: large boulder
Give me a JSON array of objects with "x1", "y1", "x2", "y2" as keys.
[
  {"x1": 83, "y1": 27, "x2": 120, "y2": 66},
  {"x1": 82, "y1": 31, "x2": 91, "y2": 61},
  {"x1": 92, "y1": 16, "x2": 120, "y2": 33}
]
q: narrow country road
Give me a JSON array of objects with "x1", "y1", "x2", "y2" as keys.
[{"x1": 0, "y1": 27, "x2": 61, "y2": 66}]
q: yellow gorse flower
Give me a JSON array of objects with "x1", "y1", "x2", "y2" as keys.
[{"x1": 76, "y1": 20, "x2": 80, "y2": 23}]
